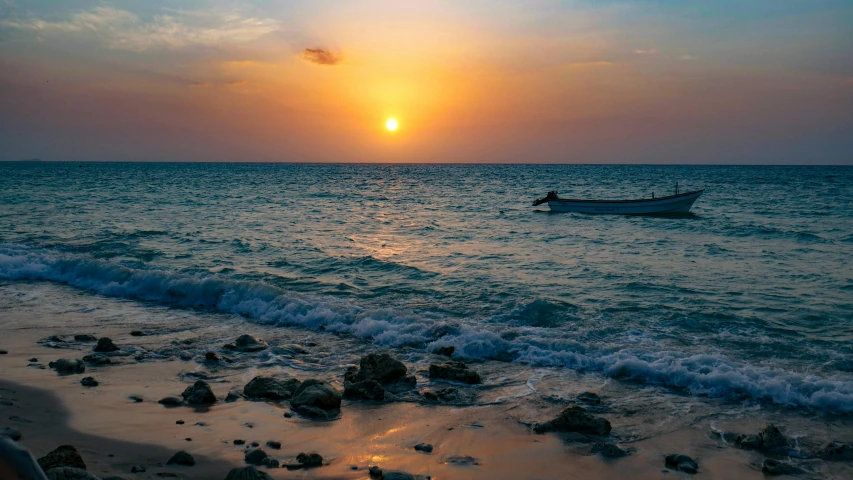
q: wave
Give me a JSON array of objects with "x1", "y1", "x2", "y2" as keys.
[{"x1": 2, "y1": 243, "x2": 853, "y2": 413}]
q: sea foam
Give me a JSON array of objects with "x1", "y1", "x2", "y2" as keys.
[{"x1": 2, "y1": 243, "x2": 853, "y2": 413}]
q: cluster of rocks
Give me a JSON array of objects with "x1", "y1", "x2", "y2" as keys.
[
  {"x1": 734, "y1": 424, "x2": 788, "y2": 450},
  {"x1": 533, "y1": 406, "x2": 612, "y2": 436}
]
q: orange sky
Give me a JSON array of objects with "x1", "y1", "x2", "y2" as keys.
[{"x1": 1, "y1": 1, "x2": 851, "y2": 163}]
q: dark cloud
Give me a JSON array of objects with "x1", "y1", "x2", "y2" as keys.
[{"x1": 301, "y1": 48, "x2": 341, "y2": 66}]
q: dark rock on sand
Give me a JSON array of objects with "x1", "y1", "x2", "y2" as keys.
[
  {"x1": 251, "y1": 442, "x2": 259, "y2": 447},
  {"x1": 131, "y1": 465, "x2": 146, "y2": 473},
  {"x1": 414, "y1": 443, "x2": 433, "y2": 453},
  {"x1": 129, "y1": 396, "x2": 143, "y2": 403},
  {"x1": 296, "y1": 452, "x2": 323, "y2": 467},
  {"x1": 577, "y1": 392, "x2": 602, "y2": 405},
  {"x1": 244, "y1": 449, "x2": 268, "y2": 465},
  {"x1": 428, "y1": 360, "x2": 481, "y2": 384},
  {"x1": 158, "y1": 397, "x2": 185, "y2": 407},
  {"x1": 227, "y1": 335, "x2": 268, "y2": 353},
  {"x1": 762, "y1": 459, "x2": 801, "y2": 475},
  {"x1": 436, "y1": 346, "x2": 455, "y2": 357},
  {"x1": 446, "y1": 455, "x2": 478, "y2": 465},
  {"x1": 204, "y1": 352, "x2": 220, "y2": 362},
  {"x1": 181, "y1": 380, "x2": 217, "y2": 405},
  {"x1": 74, "y1": 335, "x2": 97, "y2": 342},
  {"x1": 261, "y1": 457, "x2": 279, "y2": 468},
  {"x1": 290, "y1": 380, "x2": 342, "y2": 410},
  {"x1": 175, "y1": 420, "x2": 184, "y2": 425},
  {"x1": 94, "y1": 338, "x2": 120, "y2": 353},
  {"x1": 234, "y1": 440, "x2": 245, "y2": 445},
  {"x1": 0, "y1": 349, "x2": 7, "y2": 354},
  {"x1": 1, "y1": 426, "x2": 22, "y2": 440},
  {"x1": 591, "y1": 443, "x2": 628, "y2": 458},
  {"x1": 818, "y1": 441, "x2": 853, "y2": 461},
  {"x1": 422, "y1": 387, "x2": 464, "y2": 403},
  {"x1": 735, "y1": 434, "x2": 761, "y2": 450},
  {"x1": 243, "y1": 376, "x2": 301, "y2": 400},
  {"x1": 665, "y1": 454, "x2": 698, "y2": 474},
  {"x1": 265, "y1": 441, "x2": 281, "y2": 450},
  {"x1": 82, "y1": 354, "x2": 112, "y2": 365},
  {"x1": 344, "y1": 380, "x2": 385, "y2": 401},
  {"x1": 759, "y1": 424, "x2": 787, "y2": 449},
  {"x1": 368, "y1": 466, "x2": 383, "y2": 477},
  {"x1": 80, "y1": 377, "x2": 99, "y2": 387},
  {"x1": 45, "y1": 467, "x2": 100, "y2": 480},
  {"x1": 224, "y1": 466, "x2": 273, "y2": 480},
  {"x1": 347, "y1": 353, "x2": 407, "y2": 384},
  {"x1": 29, "y1": 358, "x2": 38, "y2": 362},
  {"x1": 179, "y1": 352, "x2": 193, "y2": 361},
  {"x1": 225, "y1": 391, "x2": 242, "y2": 403},
  {"x1": 38, "y1": 445, "x2": 87, "y2": 471},
  {"x1": 294, "y1": 405, "x2": 333, "y2": 419},
  {"x1": 130, "y1": 330, "x2": 144, "y2": 336},
  {"x1": 533, "y1": 406, "x2": 612, "y2": 436},
  {"x1": 166, "y1": 451, "x2": 194, "y2": 466},
  {"x1": 49, "y1": 359, "x2": 86, "y2": 375}
]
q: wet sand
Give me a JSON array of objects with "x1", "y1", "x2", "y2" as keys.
[{"x1": 2, "y1": 282, "x2": 852, "y2": 479}]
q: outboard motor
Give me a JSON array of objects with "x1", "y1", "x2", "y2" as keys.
[{"x1": 533, "y1": 191, "x2": 559, "y2": 206}]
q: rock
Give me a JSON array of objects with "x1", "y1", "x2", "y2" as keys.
[
  {"x1": 166, "y1": 451, "x2": 194, "y2": 466},
  {"x1": 818, "y1": 441, "x2": 853, "y2": 461},
  {"x1": 283, "y1": 412, "x2": 292, "y2": 418},
  {"x1": 251, "y1": 442, "x2": 259, "y2": 447},
  {"x1": 591, "y1": 443, "x2": 628, "y2": 458},
  {"x1": 261, "y1": 457, "x2": 279, "y2": 468},
  {"x1": 230, "y1": 335, "x2": 268, "y2": 352},
  {"x1": 204, "y1": 352, "x2": 220, "y2": 362},
  {"x1": 665, "y1": 454, "x2": 698, "y2": 474},
  {"x1": 80, "y1": 377, "x2": 99, "y2": 387},
  {"x1": 158, "y1": 397, "x2": 185, "y2": 407},
  {"x1": 296, "y1": 452, "x2": 323, "y2": 467},
  {"x1": 130, "y1": 330, "x2": 144, "y2": 336},
  {"x1": 382, "y1": 472, "x2": 415, "y2": 480},
  {"x1": 577, "y1": 392, "x2": 601, "y2": 405},
  {"x1": 414, "y1": 443, "x2": 433, "y2": 453},
  {"x1": 244, "y1": 449, "x2": 268, "y2": 465},
  {"x1": 436, "y1": 346, "x2": 455, "y2": 357},
  {"x1": 290, "y1": 380, "x2": 342, "y2": 410},
  {"x1": 49, "y1": 359, "x2": 86, "y2": 375},
  {"x1": 533, "y1": 406, "x2": 612, "y2": 436},
  {"x1": 94, "y1": 338, "x2": 119, "y2": 353},
  {"x1": 243, "y1": 376, "x2": 301, "y2": 400},
  {"x1": 131, "y1": 465, "x2": 146, "y2": 473},
  {"x1": 74, "y1": 335, "x2": 97, "y2": 342},
  {"x1": 762, "y1": 459, "x2": 801, "y2": 475},
  {"x1": 29, "y1": 358, "x2": 38, "y2": 362},
  {"x1": 344, "y1": 380, "x2": 385, "y2": 401},
  {"x1": 225, "y1": 391, "x2": 242, "y2": 403},
  {"x1": 422, "y1": 387, "x2": 462, "y2": 402},
  {"x1": 295, "y1": 405, "x2": 332, "y2": 419},
  {"x1": 82, "y1": 354, "x2": 112, "y2": 365},
  {"x1": 179, "y1": 352, "x2": 193, "y2": 361},
  {"x1": 368, "y1": 466, "x2": 383, "y2": 477},
  {"x1": 38, "y1": 445, "x2": 87, "y2": 471},
  {"x1": 155, "y1": 474, "x2": 177, "y2": 478},
  {"x1": 45, "y1": 467, "x2": 100, "y2": 480},
  {"x1": 429, "y1": 361, "x2": 481, "y2": 384},
  {"x1": 446, "y1": 455, "x2": 478, "y2": 465},
  {"x1": 347, "y1": 353, "x2": 407, "y2": 384},
  {"x1": 176, "y1": 420, "x2": 184, "y2": 425},
  {"x1": 224, "y1": 466, "x2": 273, "y2": 480},
  {"x1": 234, "y1": 440, "x2": 245, "y2": 445},
  {"x1": 735, "y1": 434, "x2": 761, "y2": 450},
  {"x1": 181, "y1": 380, "x2": 216, "y2": 405},
  {"x1": 1, "y1": 426, "x2": 22, "y2": 440},
  {"x1": 0, "y1": 349, "x2": 7, "y2": 354},
  {"x1": 265, "y1": 441, "x2": 281, "y2": 450},
  {"x1": 759, "y1": 424, "x2": 787, "y2": 449},
  {"x1": 128, "y1": 396, "x2": 143, "y2": 403}
]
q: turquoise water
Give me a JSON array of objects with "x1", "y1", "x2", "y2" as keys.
[{"x1": 1, "y1": 162, "x2": 852, "y2": 411}]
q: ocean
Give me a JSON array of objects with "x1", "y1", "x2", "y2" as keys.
[{"x1": 1, "y1": 162, "x2": 852, "y2": 414}]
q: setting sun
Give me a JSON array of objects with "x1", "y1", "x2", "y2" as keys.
[{"x1": 385, "y1": 118, "x2": 399, "y2": 131}]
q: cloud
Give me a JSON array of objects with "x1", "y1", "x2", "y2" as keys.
[
  {"x1": 634, "y1": 48, "x2": 657, "y2": 55},
  {"x1": 679, "y1": 54, "x2": 697, "y2": 61},
  {"x1": 0, "y1": 6, "x2": 281, "y2": 51},
  {"x1": 226, "y1": 80, "x2": 247, "y2": 86},
  {"x1": 301, "y1": 48, "x2": 342, "y2": 66}
]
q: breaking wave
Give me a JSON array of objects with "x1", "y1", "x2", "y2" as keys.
[{"x1": 2, "y1": 243, "x2": 853, "y2": 413}]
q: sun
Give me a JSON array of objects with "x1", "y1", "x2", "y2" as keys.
[{"x1": 385, "y1": 118, "x2": 399, "y2": 131}]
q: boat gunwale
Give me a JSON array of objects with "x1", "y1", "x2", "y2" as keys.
[{"x1": 549, "y1": 189, "x2": 704, "y2": 204}]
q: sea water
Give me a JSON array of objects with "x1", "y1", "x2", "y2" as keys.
[{"x1": 1, "y1": 162, "x2": 851, "y2": 412}]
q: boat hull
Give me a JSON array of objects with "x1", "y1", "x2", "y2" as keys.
[{"x1": 547, "y1": 190, "x2": 703, "y2": 215}]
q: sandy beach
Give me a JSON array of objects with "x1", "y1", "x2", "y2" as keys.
[{"x1": 2, "y1": 281, "x2": 852, "y2": 480}]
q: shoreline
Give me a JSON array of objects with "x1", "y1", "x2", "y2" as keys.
[{"x1": 1, "y1": 281, "x2": 852, "y2": 479}]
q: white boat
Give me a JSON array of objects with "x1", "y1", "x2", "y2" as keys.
[{"x1": 533, "y1": 185, "x2": 704, "y2": 215}]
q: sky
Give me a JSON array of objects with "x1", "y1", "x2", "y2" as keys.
[{"x1": 0, "y1": 0, "x2": 851, "y2": 164}]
